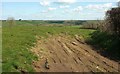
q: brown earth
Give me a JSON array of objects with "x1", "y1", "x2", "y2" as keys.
[{"x1": 31, "y1": 34, "x2": 119, "y2": 72}]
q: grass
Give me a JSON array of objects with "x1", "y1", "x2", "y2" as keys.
[
  {"x1": 0, "y1": 27, "x2": 2, "y2": 73},
  {"x1": 2, "y1": 21, "x2": 95, "y2": 72},
  {"x1": 88, "y1": 31, "x2": 120, "y2": 61}
]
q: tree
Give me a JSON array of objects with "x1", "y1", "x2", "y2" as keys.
[
  {"x1": 19, "y1": 19, "x2": 22, "y2": 21},
  {"x1": 106, "y1": 2, "x2": 120, "y2": 36}
]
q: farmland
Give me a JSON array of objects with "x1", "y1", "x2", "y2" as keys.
[
  {"x1": 2, "y1": 20, "x2": 96, "y2": 72},
  {"x1": 2, "y1": 1, "x2": 120, "y2": 73},
  {"x1": 2, "y1": 20, "x2": 120, "y2": 72}
]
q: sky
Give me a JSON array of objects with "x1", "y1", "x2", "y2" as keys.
[{"x1": 1, "y1": 0, "x2": 119, "y2": 20}]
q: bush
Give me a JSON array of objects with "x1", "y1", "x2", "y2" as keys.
[{"x1": 89, "y1": 31, "x2": 120, "y2": 61}]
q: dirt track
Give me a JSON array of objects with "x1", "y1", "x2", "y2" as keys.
[{"x1": 31, "y1": 34, "x2": 119, "y2": 72}]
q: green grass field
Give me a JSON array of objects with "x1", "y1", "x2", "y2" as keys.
[{"x1": 2, "y1": 21, "x2": 95, "y2": 72}]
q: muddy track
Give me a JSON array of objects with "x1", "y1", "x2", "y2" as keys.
[{"x1": 31, "y1": 35, "x2": 119, "y2": 72}]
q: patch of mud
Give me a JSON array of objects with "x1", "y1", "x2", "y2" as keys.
[{"x1": 31, "y1": 35, "x2": 119, "y2": 72}]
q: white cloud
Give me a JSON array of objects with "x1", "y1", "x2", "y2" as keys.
[
  {"x1": 73, "y1": 6, "x2": 83, "y2": 12},
  {"x1": 86, "y1": 3, "x2": 113, "y2": 10},
  {"x1": 40, "y1": 0, "x2": 51, "y2": 6},
  {"x1": 58, "y1": 0, "x2": 76, "y2": 4},
  {"x1": 59, "y1": 5, "x2": 70, "y2": 8},
  {"x1": 41, "y1": 10, "x2": 48, "y2": 13},
  {"x1": 40, "y1": 7, "x2": 57, "y2": 13},
  {"x1": 48, "y1": 7, "x2": 56, "y2": 11},
  {"x1": 103, "y1": 3, "x2": 113, "y2": 8},
  {"x1": 40, "y1": 0, "x2": 76, "y2": 6}
]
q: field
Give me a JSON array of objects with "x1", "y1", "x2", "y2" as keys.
[
  {"x1": 2, "y1": 1, "x2": 120, "y2": 72},
  {"x1": 2, "y1": 20, "x2": 119, "y2": 72},
  {"x1": 2, "y1": 20, "x2": 95, "y2": 72}
]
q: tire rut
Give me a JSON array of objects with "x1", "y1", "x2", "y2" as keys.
[{"x1": 31, "y1": 35, "x2": 119, "y2": 72}]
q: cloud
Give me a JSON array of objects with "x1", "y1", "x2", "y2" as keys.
[
  {"x1": 73, "y1": 6, "x2": 83, "y2": 12},
  {"x1": 86, "y1": 3, "x2": 113, "y2": 10},
  {"x1": 48, "y1": 7, "x2": 56, "y2": 11},
  {"x1": 40, "y1": 7, "x2": 57, "y2": 13},
  {"x1": 103, "y1": 3, "x2": 113, "y2": 8},
  {"x1": 40, "y1": 0, "x2": 51, "y2": 6},
  {"x1": 41, "y1": 10, "x2": 48, "y2": 13},
  {"x1": 40, "y1": 0, "x2": 76, "y2": 6},
  {"x1": 59, "y1": 5, "x2": 70, "y2": 8},
  {"x1": 58, "y1": 0, "x2": 76, "y2": 4}
]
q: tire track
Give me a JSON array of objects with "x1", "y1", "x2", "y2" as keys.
[{"x1": 32, "y1": 35, "x2": 119, "y2": 72}]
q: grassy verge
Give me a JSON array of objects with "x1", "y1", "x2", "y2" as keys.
[
  {"x1": 88, "y1": 31, "x2": 120, "y2": 61},
  {"x1": 2, "y1": 23, "x2": 95, "y2": 72}
]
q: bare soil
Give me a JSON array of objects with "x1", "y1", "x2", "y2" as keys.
[{"x1": 31, "y1": 34, "x2": 119, "y2": 72}]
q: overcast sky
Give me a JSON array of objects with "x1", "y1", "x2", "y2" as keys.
[{"x1": 2, "y1": 0, "x2": 119, "y2": 20}]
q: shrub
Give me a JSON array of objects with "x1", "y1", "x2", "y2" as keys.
[{"x1": 89, "y1": 31, "x2": 120, "y2": 61}]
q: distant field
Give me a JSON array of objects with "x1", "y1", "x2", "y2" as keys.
[
  {"x1": 2, "y1": 20, "x2": 101, "y2": 26},
  {"x1": 2, "y1": 21, "x2": 95, "y2": 72}
]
